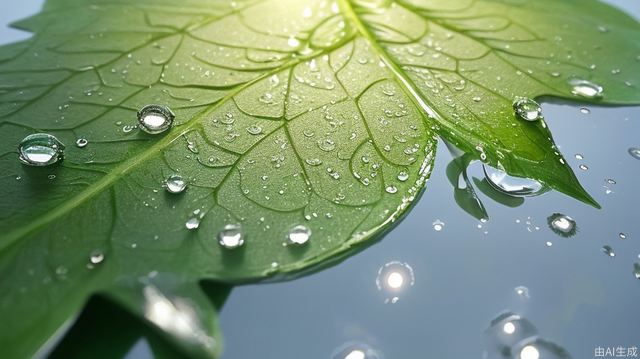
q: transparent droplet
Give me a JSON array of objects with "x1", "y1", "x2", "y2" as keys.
[
  {"x1": 628, "y1": 147, "x2": 640, "y2": 160},
  {"x1": 397, "y1": 171, "x2": 409, "y2": 182},
  {"x1": 569, "y1": 78, "x2": 604, "y2": 98},
  {"x1": 512, "y1": 337, "x2": 571, "y2": 359},
  {"x1": 246, "y1": 124, "x2": 263, "y2": 135},
  {"x1": 76, "y1": 138, "x2": 88, "y2": 148},
  {"x1": 18, "y1": 133, "x2": 65, "y2": 166},
  {"x1": 90, "y1": 250, "x2": 105, "y2": 264},
  {"x1": 547, "y1": 213, "x2": 577, "y2": 237},
  {"x1": 579, "y1": 164, "x2": 589, "y2": 171},
  {"x1": 185, "y1": 217, "x2": 200, "y2": 230},
  {"x1": 218, "y1": 224, "x2": 244, "y2": 249},
  {"x1": 619, "y1": 233, "x2": 627, "y2": 240},
  {"x1": 376, "y1": 261, "x2": 415, "y2": 304},
  {"x1": 318, "y1": 138, "x2": 336, "y2": 152},
  {"x1": 385, "y1": 185, "x2": 398, "y2": 194},
  {"x1": 305, "y1": 158, "x2": 322, "y2": 166},
  {"x1": 164, "y1": 174, "x2": 187, "y2": 194},
  {"x1": 515, "y1": 286, "x2": 530, "y2": 298},
  {"x1": 483, "y1": 164, "x2": 548, "y2": 197},
  {"x1": 579, "y1": 107, "x2": 591, "y2": 114},
  {"x1": 433, "y1": 220, "x2": 445, "y2": 231},
  {"x1": 575, "y1": 154, "x2": 584, "y2": 160},
  {"x1": 602, "y1": 245, "x2": 615, "y2": 257},
  {"x1": 485, "y1": 312, "x2": 538, "y2": 355},
  {"x1": 634, "y1": 263, "x2": 640, "y2": 279},
  {"x1": 513, "y1": 98, "x2": 542, "y2": 121},
  {"x1": 137, "y1": 104, "x2": 175, "y2": 134},
  {"x1": 287, "y1": 225, "x2": 311, "y2": 245}
]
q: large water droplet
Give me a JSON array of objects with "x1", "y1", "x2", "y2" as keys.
[
  {"x1": 137, "y1": 104, "x2": 175, "y2": 134},
  {"x1": 218, "y1": 224, "x2": 244, "y2": 249},
  {"x1": 547, "y1": 213, "x2": 577, "y2": 237},
  {"x1": 164, "y1": 174, "x2": 187, "y2": 194},
  {"x1": 185, "y1": 217, "x2": 200, "y2": 230},
  {"x1": 18, "y1": 133, "x2": 65, "y2": 166},
  {"x1": 287, "y1": 225, "x2": 311, "y2": 245},
  {"x1": 483, "y1": 165, "x2": 548, "y2": 197},
  {"x1": 376, "y1": 261, "x2": 415, "y2": 304},
  {"x1": 90, "y1": 250, "x2": 105, "y2": 265},
  {"x1": 513, "y1": 98, "x2": 542, "y2": 121},
  {"x1": 628, "y1": 147, "x2": 640, "y2": 160},
  {"x1": 569, "y1": 79, "x2": 603, "y2": 98}
]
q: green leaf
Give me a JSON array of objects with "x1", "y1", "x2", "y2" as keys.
[{"x1": 0, "y1": 0, "x2": 638, "y2": 357}]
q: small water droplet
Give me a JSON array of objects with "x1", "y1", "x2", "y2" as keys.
[
  {"x1": 318, "y1": 138, "x2": 336, "y2": 152},
  {"x1": 602, "y1": 245, "x2": 615, "y2": 257},
  {"x1": 547, "y1": 213, "x2": 577, "y2": 237},
  {"x1": 483, "y1": 165, "x2": 548, "y2": 197},
  {"x1": 569, "y1": 78, "x2": 603, "y2": 98},
  {"x1": 513, "y1": 98, "x2": 542, "y2": 121},
  {"x1": 18, "y1": 133, "x2": 65, "y2": 166},
  {"x1": 515, "y1": 286, "x2": 530, "y2": 298},
  {"x1": 137, "y1": 104, "x2": 174, "y2": 134},
  {"x1": 619, "y1": 233, "x2": 626, "y2": 240},
  {"x1": 90, "y1": 250, "x2": 105, "y2": 264},
  {"x1": 579, "y1": 164, "x2": 588, "y2": 171},
  {"x1": 397, "y1": 171, "x2": 409, "y2": 182},
  {"x1": 246, "y1": 124, "x2": 263, "y2": 135},
  {"x1": 575, "y1": 154, "x2": 584, "y2": 160},
  {"x1": 628, "y1": 147, "x2": 640, "y2": 160},
  {"x1": 433, "y1": 219, "x2": 445, "y2": 231},
  {"x1": 287, "y1": 37, "x2": 300, "y2": 47},
  {"x1": 634, "y1": 263, "x2": 640, "y2": 279},
  {"x1": 305, "y1": 158, "x2": 322, "y2": 166},
  {"x1": 76, "y1": 138, "x2": 88, "y2": 148},
  {"x1": 331, "y1": 343, "x2": 383, "y2": 359},
  {"x1": 164, "y1": 174, "x2": 187, "y2": 194},
  {"x1": 579, "y1": 107, "x2": 591, "y2": 114},
  {"x1": 218, "y1": 224, "x2": 244, "y2": 249},
  {"x1": 186, "y1": 217, "x2": 200, "y2": 230},
  {"x1": 385, "y1": 185, "x2": 398, "y2": 194},
  {"x1": 287, "y1": 225, "x2": 311, "y2": 245}
]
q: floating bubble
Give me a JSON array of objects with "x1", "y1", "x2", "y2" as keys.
[
  {"x1": 547, "y1": 213, "x2": 577, "y2": 238},
  {"x1": 137, "y1": 104, "x2": 175, "y2": 134},
  {"x1": 18, "y1": 133, "x2": 65, "y2": 166}
]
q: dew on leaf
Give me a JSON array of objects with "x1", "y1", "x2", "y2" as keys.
[
  {"x1": 246, "y1": 124, "x2": 263, "y2": 135},
  {"x1": 218, "y1": 224, "x2": 244, "y2": 249},
  {"x1": 287, "y1": 225, "x2": 311, "y2": 245},
  {"x1": 483, "y1": 164, "x2": 548, "y2": 197},
  {"x1": 513, "y1": 98, "x2": 543, "y2": 121},
  {"x1": 547, "y1": 213, "x2": 577, "y2": 237},
  {"x1": 75, "y1": 138, "x2": 88, "y2": 148},
  {"x1": 164, "y1": 174, "x2": 187, "y2": 194},
  {"x1": 89, "y1": 250, "x2": 105, "y2": 265},
  {"x1": 318, "y1": 138, "x2": 336, "y2": 152},
  {"x1": 18, "y1": 133, "x2": 65, "y2": 166},
  {"x1": 397, "y1": 171, "x2": 409, "y2": 182},
  {"x1": 305, "y1": 158, "x2": 322, "y2": 166},
  {"x1": 385, "y1": 185, "x2": 398, "y2": 194},
  {"x1": 185, "y1": 217, "x2": 200, "y2": 230},
  {"x1": 137, "y1": 104, "x2": 174, "y2": 134},
  {"x1": 569, "y1": 78, "x2": 603, "y2": 98}
]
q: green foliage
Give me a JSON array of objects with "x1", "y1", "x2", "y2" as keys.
[{"x1": 0, "y1": 0, "x2": 638, "y2": 357}]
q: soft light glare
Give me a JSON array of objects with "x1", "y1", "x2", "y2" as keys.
[
  {"x1": 345, "y1": 349, "x2": 366, "y2": 359},
  {"x1": 387, "y1": 271, "x2": 404, "y2": 289},
  {"x1": 520, "y1": 345, "x2": 540, "y2": 359},
  {"x1": 503, "y1": 322, "x2": 516, "y2": 334}
]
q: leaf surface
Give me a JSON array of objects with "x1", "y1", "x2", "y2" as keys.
[{"x1": 0, "y1": 0, "x2": 638, "y2": 357}]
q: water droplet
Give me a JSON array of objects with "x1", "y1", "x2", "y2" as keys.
[
  {"x1": 397, "y1": 171, "x2": 409, "y2": 182},
  {"x1": 18, "y1": 133, "x2": 65, "y2": 166},
  {"x1": 602, "y1": 245, "x2": 615, "y2": 257},
  {"x1": 305, "y1": 158, "x2": 322, "y2": 166},
  {"x1": 515, "y1": 286, "x2": 530, "y2": 298},
  {"x1": 547, "y1": 213, "x2": 577, "y2": 237},
  {"x1": 218, "y1": 224, "x2": 244, "y2": 249},
  {"x1": 76, "y1": 138, "x2": 88, "y2": 148},
  {"x1": 164, "y1": 174, "x2": 187, "y2": 194},
  {"x1": 331, "y1": 343, "x2": 383, "y2": 359},
  {"x1": 376, "y1": 261, "x2": 414, "y2": 304},
  {"x1": 485, "y1": 312, "x2": 538, "y2": 356},
  {"x1": 385, "y1": 185, "x2": 398, "y2": 194},
  {"x1": 137, "y1": 104, "x2": 174, "y2": 134},
  {"x1": 318, "y1": 138, "x2": 336, "y2": 152},
  {"x1": 579, "y1": 164, "x2": 588, "y2": 171},
  {"x1": 575, "y1": 154, "x2": 584, "y2": 160},
  {"x1": 634, "y1": 263, "x2": 640, "y2": 279},
  {"x1": 185, "y1": 217, "x2": 200, "y2": 230},
  {"x1": 513, "y1": 98, "x2": 542, "y2": 121},
  {"x1": 483, "y1": 165, "x2": 547, "y2": 197},
  {"x1": 90, "y1": 250, "x2": 105, "y2": 264},
  {"x1": 287, "y1": 37, "x2": 300, "y2": 48},
  {"x1": 579, "y1": 107, "x2": 591, "y2": 114},
  {"x1": 433, "y1": 220, "x2": 445, "y2": 231},
  {"x1": 246, "y1": 124, "x2": 263, "y2": 135},
  {"x1": 569, "y1": 79, "x2": 603, "y2": 98},
  {"x1": 287, "y1": 225, "x2": 311, "y2": 245},
  {"x1": 628, "y1": 147, "x2": 640, "y2": 160},
  {"x1": 619, "y1": 233, "x2": 626, "y2": 240}
]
